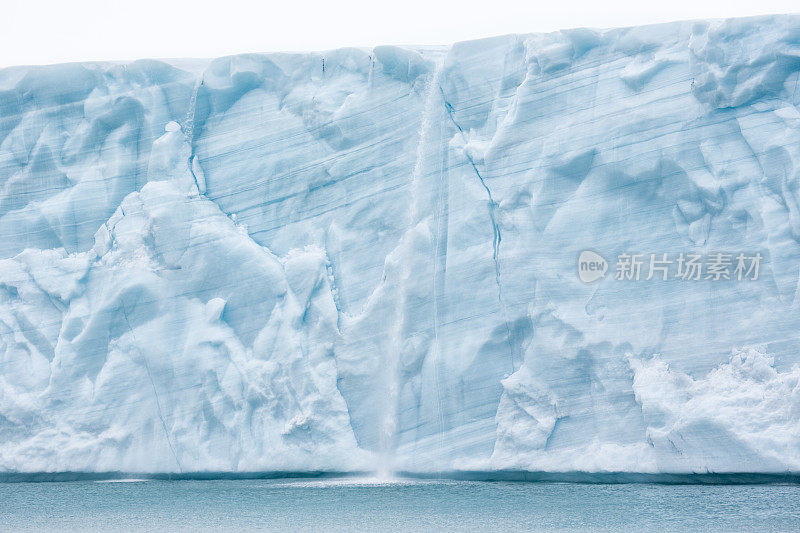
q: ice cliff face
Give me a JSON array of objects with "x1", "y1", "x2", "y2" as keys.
[{"x1": 2, "y1": 15, "x2": 800, "y2": 474}]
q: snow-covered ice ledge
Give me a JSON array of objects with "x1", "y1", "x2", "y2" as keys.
[{"x1": 1, "y1": 14, "x2": 800, "y2": 475}]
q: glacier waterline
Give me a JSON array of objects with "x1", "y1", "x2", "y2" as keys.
[
  {"x1": 2, "y1": 471, "x2": 800, "y2": 484},
  {"x1": 2, "y1": 14, "x2": 800, "y2": 475}
]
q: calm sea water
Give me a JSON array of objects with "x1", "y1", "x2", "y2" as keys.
[{"x1": 1, "y1": 478, "x2": 799, "y2": 532}]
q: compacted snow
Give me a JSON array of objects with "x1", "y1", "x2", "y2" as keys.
[{"x1": 1, "y1": 15, "x2": 800, "y2": 474}]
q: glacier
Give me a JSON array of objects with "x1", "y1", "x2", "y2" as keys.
[{"x1": 2, "y1": 14, "x2": 800, "y2": 475}]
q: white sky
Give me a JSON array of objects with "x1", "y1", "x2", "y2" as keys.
[{"x1": 2, "y1": 0, "x2": 799, "y2": 67}]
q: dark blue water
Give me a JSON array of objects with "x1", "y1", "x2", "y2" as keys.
[{"x1": 1, "y1": 478, "x2": 799, "y2": 531}]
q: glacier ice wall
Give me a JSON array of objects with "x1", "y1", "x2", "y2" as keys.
[{"x1": 2, "y1": 15, "x2": 800, "y2": 474}]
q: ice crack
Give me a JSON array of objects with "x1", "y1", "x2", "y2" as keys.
[
  {"x1": 439, "y1": 87, "x2": 515, "y2": 370},
  {"x1": 121, "y1": 306, "x2": 183, "y2": 473}
]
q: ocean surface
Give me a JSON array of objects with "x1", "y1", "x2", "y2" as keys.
[{"x1": 1, "y1": 477, "x2": 799, "y2": 531}]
